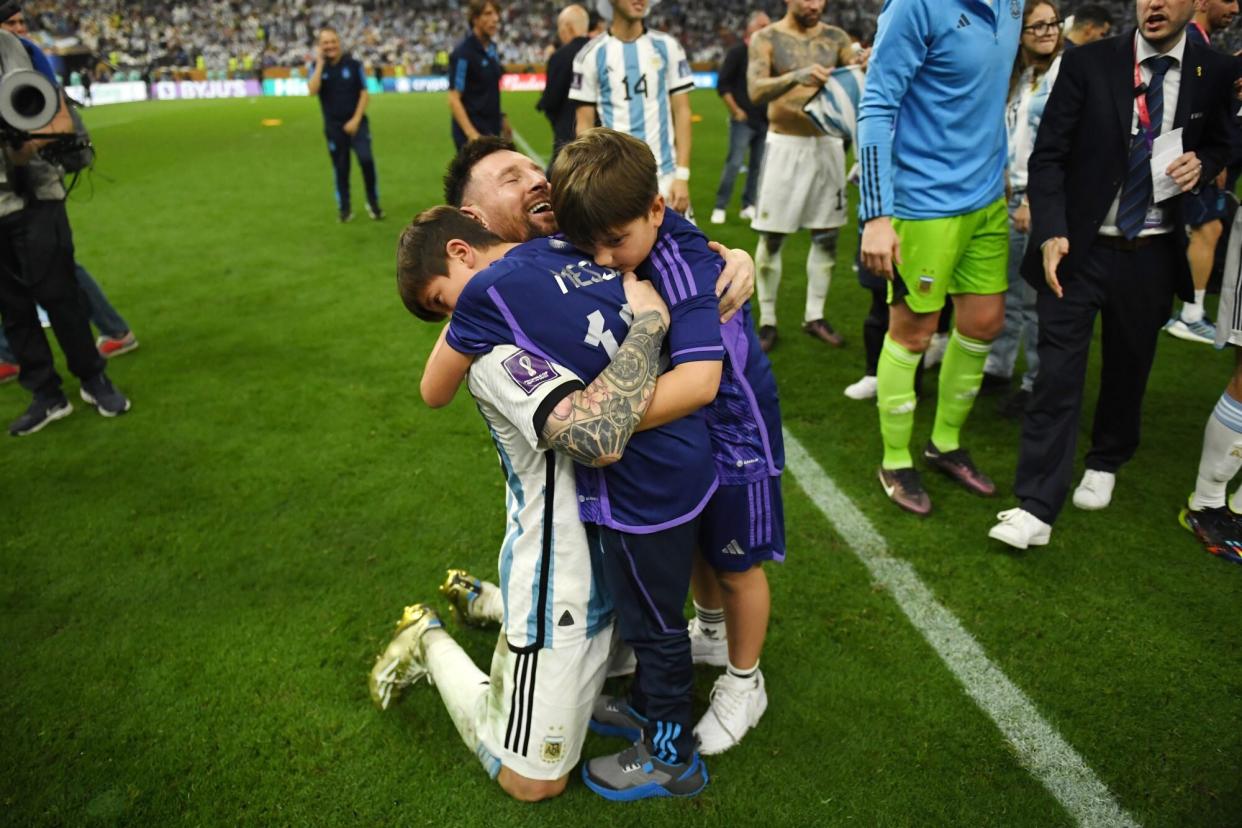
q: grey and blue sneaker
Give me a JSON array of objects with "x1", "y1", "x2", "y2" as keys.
[
  {"x1": 9, "y1": 394, "x2": 72, "y2": 436},
  {"x1": 80, "y1": 374, "x2": 130, "y2": 417},
  {"x1": 589, "y1": 695, "x2": 647, "y2": 742},
  {"x1": 582, "y1": 741, "x2": 708, "y2": 801},
  {"x1": 1165, "y1": 315, "x2": 1216, "y2": 345}
]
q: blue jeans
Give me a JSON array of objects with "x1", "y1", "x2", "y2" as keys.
[
  {"x1": 0, "y1": 263, "x2": 128, "y2": 363},
  {"x1": 713, "y1": 118, "x2": 766, "y2": 211},
  {"x1": 984, "y1": 193, "x2": 1040, "y2": 391}
]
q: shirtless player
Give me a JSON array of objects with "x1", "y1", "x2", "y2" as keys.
[{"x1": 746, "y1": 0, "x2": 857, "y2": 352}]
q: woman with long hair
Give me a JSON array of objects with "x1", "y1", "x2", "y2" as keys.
[{"x1": 985, "y1": 0, "x2": 1065, "y2": 418}]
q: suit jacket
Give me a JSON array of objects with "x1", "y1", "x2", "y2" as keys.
[
  {"x1": 537, "y1": 35, "x2": 590, "y2": 152},
  {"x1": 1023, "y1": 30, "x2": 1239, "y2": 298}
]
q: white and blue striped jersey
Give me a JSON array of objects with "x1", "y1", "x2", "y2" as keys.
[
  {"x1": 466, "y1": 344, "x2": 613, "y2": 651},
  {"x1": 569, "y1": 30, "x2": 694, "y2": 176}
]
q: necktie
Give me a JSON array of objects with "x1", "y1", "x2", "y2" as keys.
[{"x1": 1116, "y1": 55, "x2": 1176, "y2": 240}]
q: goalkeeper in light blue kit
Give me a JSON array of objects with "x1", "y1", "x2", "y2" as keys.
[{"x1": 858, "y1": 0, "x2": 1021, "y2": 516}]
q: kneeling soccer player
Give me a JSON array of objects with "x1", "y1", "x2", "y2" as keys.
[{"x1": 371, "y1": 208, "x2": 674, "y2": 801}]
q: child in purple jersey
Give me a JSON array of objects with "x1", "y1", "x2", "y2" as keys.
[{"x1": 551, "y1": 129, "x2": 784, "y2": 758}]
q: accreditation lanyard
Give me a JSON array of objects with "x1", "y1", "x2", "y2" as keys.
[{"x1": 1133, "y1": 47, "x2": 1172, "y2": 152}]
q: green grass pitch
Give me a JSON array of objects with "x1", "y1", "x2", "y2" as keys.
[{"x1": 1, "y1": 89, "x2": 1239, "y2": 825}]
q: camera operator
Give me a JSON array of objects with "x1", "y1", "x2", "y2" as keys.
[
  {"x1": 0, "y1": 2, "x2": 139, "y2": 384},
  {"x1": 0, "y1": 21, "x2": 130, "y2": 435}
]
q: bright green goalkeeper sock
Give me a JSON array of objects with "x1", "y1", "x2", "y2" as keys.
[
  {"x1": 877, "y1": 334, "x2": 921, "y2": 470},
  {"x1": 931, "y1": 330, "x2": 992, "y2": 453}
]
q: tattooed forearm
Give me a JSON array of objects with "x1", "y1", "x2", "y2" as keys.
[{"x1": 541, "y1": 310, "x2": 666, "y2": 468}]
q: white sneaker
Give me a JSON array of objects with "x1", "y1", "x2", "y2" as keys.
[
  {"x1": 924, "y1": 332, "x2": 949, "y2": 368},
  {"x1": 844, "y1": 375, "x2": 878, "y2": 400},
  {"x1": 694, "y1": 670, "x2": 767, "y2": 755},
  {"x1": 688, "y1": 616, "x2": 728, "y2": 667},
  {"x1": 987, "y1": 508, "x2": 1052, "y2": 550},
  {"x1": 739, "y1": 205, "x2": 757, "y2": 222},
  {"x1": 1072, "y1": 469, "x2": 1115, "y2": 511},
  {"x1": 710, "y1": 208, "x2": 726, "y2": 225}
]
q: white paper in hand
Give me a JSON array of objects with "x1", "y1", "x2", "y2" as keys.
[{"x1": 1151, "y1": 128, "x2": 1185, "y2": 203}]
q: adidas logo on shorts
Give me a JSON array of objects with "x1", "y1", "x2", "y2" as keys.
[
  {"x1": 957, "y1": 14, "x2": 971, "y2": 28},
  {"x1": 721, "y1": 540, "x2": 745, "y2": 557}
]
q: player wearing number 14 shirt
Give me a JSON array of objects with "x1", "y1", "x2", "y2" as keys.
[{"x1": 570, "y1": 0, "x2": 695, "y2": 212}]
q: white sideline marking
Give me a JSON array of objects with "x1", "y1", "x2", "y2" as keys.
[
  {"x1": 782, "y1": 428, "x2": 1137, "y2": 828},
  {"x1": 510, "y1": 129, "x2": 547, "y2": 169}
]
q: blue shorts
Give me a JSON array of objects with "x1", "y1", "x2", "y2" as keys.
[
  {"x1": 1186, "y1": 184, "x2": 1229, "y2": 227},
  {"x1": 698, "y1": 477, "x2": 785, "y2": 572}
]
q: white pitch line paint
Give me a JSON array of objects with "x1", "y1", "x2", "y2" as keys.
[
  {"x1": 782, "y1": 428, "x2": 1137, "y2": 828},
  {"x1": 510, "y1": 129, "x2": 547, "y2": 170}
]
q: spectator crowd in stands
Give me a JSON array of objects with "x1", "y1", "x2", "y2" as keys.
[{"x1": 14, "y1": 0, "x2": 904, "y2": 80}]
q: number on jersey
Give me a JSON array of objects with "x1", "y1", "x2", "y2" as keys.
[{"x1": 622, "y1": 73, "x2": 649, "y2": 101}]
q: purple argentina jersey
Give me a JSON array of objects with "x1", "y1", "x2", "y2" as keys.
[
  {"x1": 447, "y1": 236, "x2": 721, "y2": 533},
  {"x1": 639, "y1": 212, "x2": 784, "y2": 486}
]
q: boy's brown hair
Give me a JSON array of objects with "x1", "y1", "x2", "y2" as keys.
[
  {"x1": 396, "y1": 206, "x2": 502, "y2": 322},
  {"x1": 549, "y1": 128, "x2": 659, "y2": 251}
]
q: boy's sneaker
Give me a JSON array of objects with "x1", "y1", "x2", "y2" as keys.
[
  {"x1": 739, "y1": 205, "x2": 756, "y2": 222},
  {"x1": 438, "y1": 568, "x2": 498, "y2": 627},
  {"x1": 923, "y1": 442, "x2": 996, "y2": 496},
  {"x1": 97, "y1": 331, "x2": 139, "y2": 358},
  {"x1": 988, "y1": 508, "x2": 1052, "y2": 550},
  {"x1": 367, "y1": 202, "x2": 385, "y2": 220},
  {"x1": 1179, "y1": 501, "x2": 1242, "y2": 565},
  {"x1": 80, "y1": 374, "x2": 131, "y2": 417},
  {"x1": 582, "y1": 741, "x2": 708, "y2": 801},
  {"x1": 709, "y1": 208, "x2": 726, "y2": 224},
  {"x1": 9, "y1": 395, "x2": 72, "y2": 436},
  {"x1": 1165, "y1": 315, "x2": 1216, "y2": 345},
  {"x1": 688, "y1": 616, "x2": 728, "y2": 666},
  {"x1": 368, "y1": 603, "x2": 443, "y2": 710},
  {"x1": 694, "y1": 669, "x2": 767, "y2": 755},
  {"x1": 879, "y1": 467, "x2": 932, "y2": 516},
  {"x1": 339, "y1": 209, "x2": 354, "y2": 223},
  {"x1": 589, "y1": 695, "x2": 647, "y2": 742},
  {"x1": 0, "y1": 360, "x2": 18, "y2": 383}
]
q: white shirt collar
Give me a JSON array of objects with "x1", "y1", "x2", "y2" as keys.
[{"x1": 1135, "y1": 27, "x2": 1188, "y2": 66}]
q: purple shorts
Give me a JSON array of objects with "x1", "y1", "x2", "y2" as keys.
[{"x1": 698, "y1": 477, "x2": 785, "y2": 572}]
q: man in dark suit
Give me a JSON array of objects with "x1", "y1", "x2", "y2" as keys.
[
  {"x1": 537, "y1": 4, "x2": 590, "y2": 166},
  {"x1": 989, "y1": 0, "x2": 1239, "y2": 549}
]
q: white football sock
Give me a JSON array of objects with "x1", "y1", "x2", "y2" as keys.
[
  {"x1": 1191, "y1": 393, "x2": 1242, "y2": 510},
  {"x1": 423, "y1": 630, "x2": 493, "y2": 769},
  {"x1": 727, "y1": 658, "x2": 759, "y2": 680},
  {"x1": 476, "y1": 580, "x2": 504, "y2": 623},
  {"x1": 692, "y1": 602, "x2": 726, "y2": 640},
  {"x1": 755, "y1": 237, "x2": 784, "y2": 326},
  {"x1": 804, "y1": 244, "x2": 833, "y2": 323}
]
